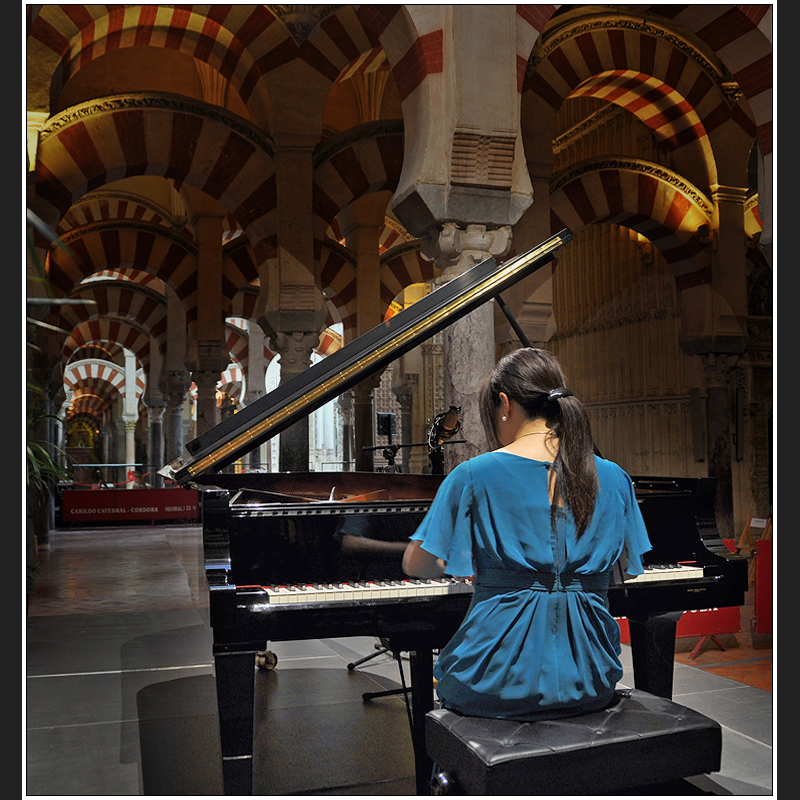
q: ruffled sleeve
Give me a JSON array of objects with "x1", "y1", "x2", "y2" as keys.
[
  {"x1": 620, "y1": 472, "x2": 652, "y2": 575},
  {"x1": 410, "y1": 461, "x2": 475, "y2": 577}
]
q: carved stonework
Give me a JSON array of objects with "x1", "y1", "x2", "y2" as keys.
[
  {"x1": 701, "y1": 352, "x2": 740, "y2": 389},
  {"x1": 450, "y1": 128, "x2": 516, "y2": 189},
  {"x1": 421, "y1": 223, "x2": 512, "y2": 280},
  {"x1": 273, "y1": 330, "x2": 320, "y2": 377},
  {"x1": 41, "y1": 93, "x2": 275, "y2": 156},
  {"x1": 270, "y1": 5, "x2": 341, "y2": 44}
]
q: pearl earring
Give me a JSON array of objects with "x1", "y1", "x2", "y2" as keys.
[{"x1": 501, "y1": 415, "x2": 507, "y2": 421}]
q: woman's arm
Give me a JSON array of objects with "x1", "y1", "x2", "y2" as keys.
[{"x1": 402, "y1": 540, "x2": 447, "y2": 578}]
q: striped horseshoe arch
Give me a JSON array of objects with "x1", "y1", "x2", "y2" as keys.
[
  {"x1": 312, "y1": 120, "x2": 405, "y2": 241},
  {"x1": 550, "y1": 158, "x2": 713, "y2": 276},
  {"x1": 525, "y1": 12, "x2": 754, "y2": 164},
  {"x1": 56, "y1": 189, "x2": 188, "y2": 237},
  {"x1": 28, "y1": 5, "x2": 275, "y2": 126},
  {"x1": 61, "y1": 315, "x2": 158, "y2": 374},
  {"x1": 63, "y1": 359, "x2": 128, "y2": 407},
  {"x1": 55, "y1": 279, "x2": 169, "y2": 360},
  {"x1": 47, "y1": 221, "x2": 197, "y2": 313},
  {"x1": 33, "y1": 94, "x2": 278, "y2": 264}
]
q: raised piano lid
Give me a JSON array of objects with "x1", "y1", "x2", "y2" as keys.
[{"x1": 159, "y1": 229, "x2": 572, "y2": 484}]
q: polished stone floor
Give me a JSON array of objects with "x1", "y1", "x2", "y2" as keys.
[{"x1": 25, "y1": 524, "x2": 774, "y2": 796}]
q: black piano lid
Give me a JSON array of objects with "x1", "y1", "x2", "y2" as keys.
[{"x1": 161, "y1": 228, "x2": 572, "y2": 484}]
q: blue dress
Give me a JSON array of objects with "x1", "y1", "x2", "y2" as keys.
[{"x1": 410, "y1": 452, "x2": 651, "y2": 721}]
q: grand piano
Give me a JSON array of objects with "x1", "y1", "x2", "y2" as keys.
[{"x1": 160, "y1": 229, "x2": 748, "y2": 795}]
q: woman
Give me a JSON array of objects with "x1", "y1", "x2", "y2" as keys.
[{"x1": 403, "y1": 348, "x2": 651, "y2": 720}]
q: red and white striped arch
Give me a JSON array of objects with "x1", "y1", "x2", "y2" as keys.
[
  {"x1": 550, "y1": 160, "x2": 713, "y2": 276},
  {"x1": 33, "y1": 94, "x2": 279, "y2": 264},
  {"x1": 57, "y1": 189, "x2": 188, "y2": 237},
  {"x1": 66, "y1": 392, "x2": 111, "y2": 422},
  {"x1": 27, "y1": 5, "x2": 421, "y2": 123},
  {"x1": 69, "y1": 342, "x2": 125, "y2": 363},
  {"x1": 525, "y1": 19, "x2": 753, "y2": 163},
  {"x1": 380, "y1": 244, "x2": 437, "y2": 309},
  {"x1": 645, "y1": 5, "x2": 772, "y2": 158},
  {"x1": 520, "y1": 5, "x2": 771, "y2": 163},
  {"x1": 216, "y1": 366, "x2": 243, "y2": 404},
  {"x1": 63, "y1": 359, "x2": 127, "y2": 399},
  {"x1": 312, "y1": 121, "x2": 405, "y2": 241},
  {"x1": 61, "y1": 316, "x2": 155, "y2": 373},
  {"x1": 28, "y1": 5, "x2": 274, "y2": 119},
  {"x1": 55, "y1": 279, "x2": 169, "y2": 358}
]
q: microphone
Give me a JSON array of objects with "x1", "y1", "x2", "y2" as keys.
[{"x1": 428, "y1": 405, "x2": 461, "y2": 451}]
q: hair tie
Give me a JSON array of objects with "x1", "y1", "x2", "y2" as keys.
[{"x1": 548, "y1": 388, "x2": 573, "y2": 401}]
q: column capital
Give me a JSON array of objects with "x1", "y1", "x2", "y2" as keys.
[
  {"x1": 700, "y1": 352, "x2": 740, "y2": 388},
  {"x1": 421, "y1": 222, "x2": 512, "y2": 280}
]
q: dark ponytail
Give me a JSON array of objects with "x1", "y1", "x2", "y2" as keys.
[{"x1": 479, "y1": 348, "x2": 599, "y2": 537}]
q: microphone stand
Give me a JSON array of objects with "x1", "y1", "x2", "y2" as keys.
[{"x1": 363, "y1": 405, "x2": 466, "y2": 475}]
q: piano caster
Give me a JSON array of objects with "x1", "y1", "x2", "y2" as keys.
[
  {"x1": 430, "y1": 770, "x2": 456, "y2": 795},
  {"x1": 256, "y1": 649, "x2": 278, "y2": 670}
]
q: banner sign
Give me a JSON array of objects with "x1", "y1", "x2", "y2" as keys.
[{"x1": 61, "y1": 487, "x2": 199, "y2": 523}]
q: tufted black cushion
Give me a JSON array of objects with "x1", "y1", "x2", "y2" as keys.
[{"x1": 425, "y1": 689, "x2": 721, "y2": 795}]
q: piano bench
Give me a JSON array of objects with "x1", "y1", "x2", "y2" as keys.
[{"x1": 425, "y1": 689, "x2": 721, "y2": 795}]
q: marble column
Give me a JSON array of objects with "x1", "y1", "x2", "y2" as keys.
[
  {"x1": 270, "y1": 330, "x2": 320, "y2": 472},
  {"x1": 353, "y1": 374, "x2": 382, "y2": 472},
  {"x1": 165, "y1": 369, "x2": 190, "y2": 464},
  {"x1": 124, "y1": 419, "x2": 137, "y2": 469},
  {"x1": 392, "y1": 381, "x2": 415, "y2": 474},
  {"x1": 421, "y1": 223, "x2": 512, "y2": 470},
  {"x1": 338, "y1": 391, "x2": 355, "y2": 471},
  {"x1": 702, "y1": 353, "x2": 739, "y2": 541},
  {"x1": 146, "y1": 398, "x2": 166, "y2": 487},
  {"x1": 245, "y1": 323, "x2": 268, "y2": 471}
]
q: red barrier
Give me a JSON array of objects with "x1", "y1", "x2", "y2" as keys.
[
  {"x1": 61, "y1": 487, "x2": 199, "y2": 524},
  {"x1": 754, "y1": 539, "x2": 772, "y2": 634}
]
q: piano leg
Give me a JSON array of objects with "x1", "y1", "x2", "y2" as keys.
[
  {"x1": 626, "y1": 610, "x2": 683, "y2": 699},
  {"x1": 408, "y1": 647, "x2": 435, "y2": 796},
  {"x1": 213, "y1": 645, "x2": 259, "y2": 795}
]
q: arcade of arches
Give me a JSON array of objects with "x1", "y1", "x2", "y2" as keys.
[{"x1": 26, "y1": 5, "x2": 773, "y2": 550}]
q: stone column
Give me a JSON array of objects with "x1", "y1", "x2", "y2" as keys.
[
  {"x1": 270, "y1": 330, "x2": 321, "y2": 472},
  {"x1": 124, "y1": 419, "x2": 137, "y2": 469},
  {"x1": 338, "y1": 391, "x2": 355, "y2": 471},
  {"x1": 353, "y1": 374, "x2": 382, "y2": 472},
  {"x1": 146, "y1": 398, "x2": 166, "y2": 487},
  {"x1": 245, "y1": 323, "x2": 269, "y2": 471},
  {"x1": 392, "y1": 381, "x2": 415, "y2": 474},
  {"x1": 421, "y1": 223, "x2": 512, "y2": 469},
  {"x1": 164, "y1": 369, "x2": 190, "y2": 464},
  {"x1": 702, "y1": 353, "x2": 739, "y2": 541},
  {"x1": 340, "y1": 193, "x2": 391, "y2": 473},
  {"x1": 258, "y1": 136, "x2": 327, "y2": 471},
  {"x1": 192, "y1": 212, "x2": 226, "y2": 438}
]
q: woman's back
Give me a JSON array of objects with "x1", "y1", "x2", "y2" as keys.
[{"x1": 409, "y1": 451, "x2": 651, "y2": 720}]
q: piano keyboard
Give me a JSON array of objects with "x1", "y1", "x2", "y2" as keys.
[
  {"x1": 623, "y1": 563, "x2": 705, "y2": 584},
  {"x1": 255, "y1": 564, "x2": 708, "y2": 605},
  {"x1": 262, "y1": 577, "x2": 474, "y2": 605}
]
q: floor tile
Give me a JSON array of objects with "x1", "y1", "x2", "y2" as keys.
[{"x1": 25, "y1": 523, "x2": 774, "y2": 796}]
